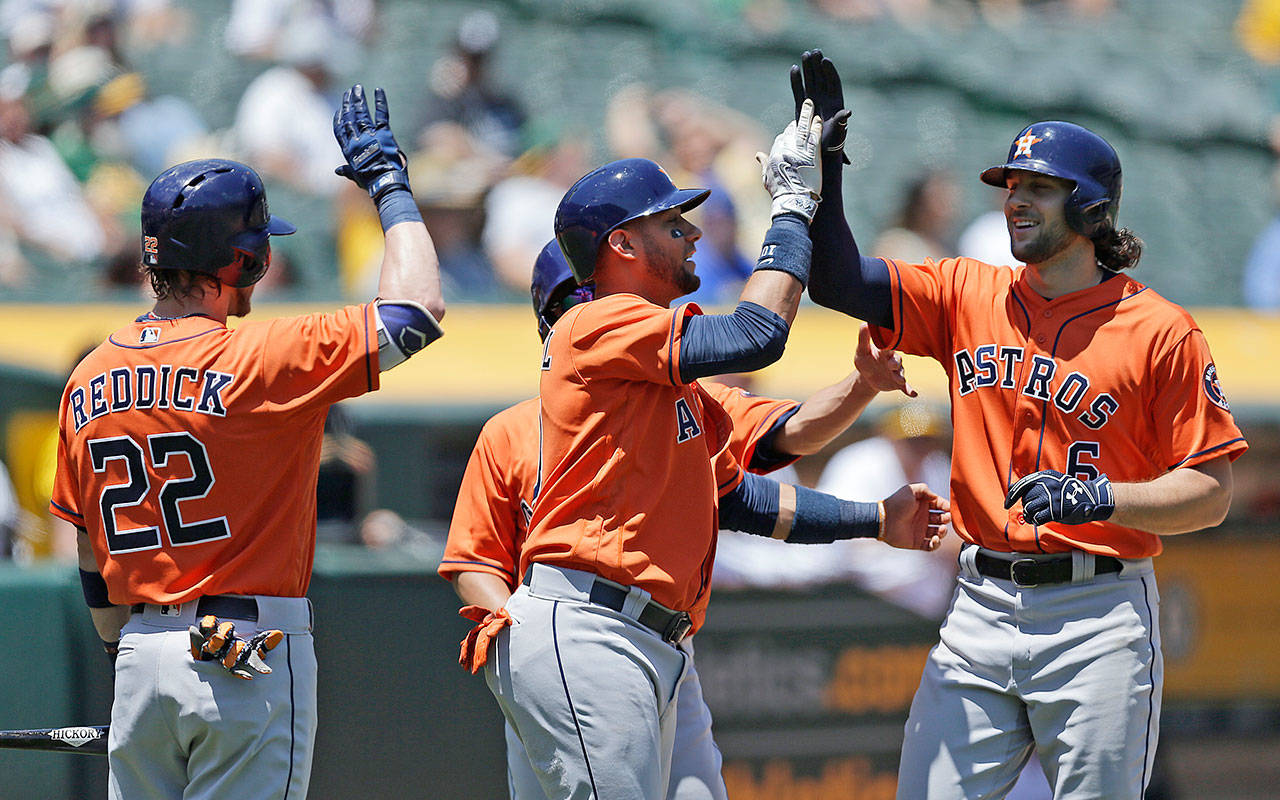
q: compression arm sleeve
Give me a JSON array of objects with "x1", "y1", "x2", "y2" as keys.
[
  {"x1": 718, "y1": 471, "x2": 881, "y2": 543},
  {"x1": 678, "y1": 302, "x2": 790, "y2": 383},
  {"x1": 806, "y1": 150, "x2": 894, "y2": 327}
]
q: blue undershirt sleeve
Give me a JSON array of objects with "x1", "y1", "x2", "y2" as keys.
[
  {"x1": 807, "y1": 151, "x2": 894, "y2": 327},
  {"x1": 718, "y1": 472, "x2": 881, "y2": 542},
  {"x1": 678, "y1": 302, "x2": 789, "y2": 383}
]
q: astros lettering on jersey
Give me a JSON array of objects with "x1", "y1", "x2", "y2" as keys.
[{"x1": 871, "y1": 257, "x2": 1246, "y2": 557}]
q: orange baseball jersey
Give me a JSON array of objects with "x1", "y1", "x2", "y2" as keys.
[
  {"x1": 50, "y1": 306, "x2": 378, "y2": 604},
  {"x1": 439, "y1": 384, "x2": 799, "y2": 589},
  {"x1": 872, "y1": 257, "x2": 1247, "y2": 558},
  {"x1": 525, "y1": 293, "x2": 751, "y2": 630}
]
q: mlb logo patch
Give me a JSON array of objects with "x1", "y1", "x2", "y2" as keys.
[
  {"x1": 158, "y1": 603, "x2": 186, "y2": 617},
  {"x1": 141, "y1": 327, "x2": 160, "y2": 344}
]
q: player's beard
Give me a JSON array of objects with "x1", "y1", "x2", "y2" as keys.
[
  {"x1": 1011, "y1": 217, "x2": 1074, "y2": 266},
  {"x1": 666, "y1": 260, "x2": 701, "y2": 296},
  {"x1": 645, "y1": 247, "x2": 701, "y2": 296}
]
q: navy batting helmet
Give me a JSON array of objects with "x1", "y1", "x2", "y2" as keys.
[
  {"x1": 554, "y1": 158, "x2": 709, "y2": 283},
  {"x1": 980, "y1": 121, "x2": 1121, "y2": 237},
  {"x1": 531, "y1": 239, "x2": 594, "y2": 340},
  {"x1": 141, "y1": 159, "x2": 296, "y2": 288}
]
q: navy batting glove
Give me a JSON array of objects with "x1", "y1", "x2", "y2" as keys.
[
  {"x1": 333, "y1": 85, "x2": 409, "y2": 200},
  {"x1": 790, "y1": 49, "x2": 851, "y2": 165},
  {"x1": 1004, "y1": 470, "x2": 1115, "y2": 526}
]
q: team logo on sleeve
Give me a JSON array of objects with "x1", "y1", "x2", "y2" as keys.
[
  {"x1": 140, "y1": 327, "x2": 160, "y2": 344},
  {"x1": 1203, "y1": 363, "x2": 1230, "y2": 411}
]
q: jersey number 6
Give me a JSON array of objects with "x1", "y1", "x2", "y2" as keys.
[{"x1": 88, "y1": 432, "x2": 231, "y2": 554}]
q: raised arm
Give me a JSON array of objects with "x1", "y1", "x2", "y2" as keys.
[
  {"x1": 790, "y1": 49, "x2": 893, "y2": 326},
  {"x1": 677, "y1": 102, "x2": 822, "y2": 381},
  {"x1": 333, "y1": 84, "x2": 445, "y2": 369}
]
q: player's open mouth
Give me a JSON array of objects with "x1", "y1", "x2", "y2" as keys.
[{"x1": 1012, "y1": 219, "x2": 1037, "y2": 229}]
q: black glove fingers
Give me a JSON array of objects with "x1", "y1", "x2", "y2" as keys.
[
  {"x1": 340, "y1": 90, "x2": 359, "y2": 141},
  {"x1": 818, "y1": 56, "x2": 843, "y2": 104},
  {"x1": 374, "y1": 87, "x2": 390, "y2": 130},
  {"x1": 351, "y1": 84, "x2": 373, "y2": 133},
  {"x1": 803, "y1": 55, "x2": 820, "y2": 107}
]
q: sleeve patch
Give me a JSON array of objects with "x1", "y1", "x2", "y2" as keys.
[{"x1": 1203, "y1": 363, "x2": 1230, "y2": 411}]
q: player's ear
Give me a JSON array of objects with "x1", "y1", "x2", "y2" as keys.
[{"x1": 605, "y1": 228, "x2": 638, "y2": 261}]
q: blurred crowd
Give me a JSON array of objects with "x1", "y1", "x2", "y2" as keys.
[
  {"x1": 0, "y1": 0, "x2": 762, "y2": 303},
  {"x1": 0, "y1": 0, "x2": 1136, "y2": 305}
]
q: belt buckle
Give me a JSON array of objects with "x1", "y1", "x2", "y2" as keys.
[
  {"x1": 1010, "y1": 558, "x2": 1040, "y2": 588},
  {"x1": 663, "y1": 612, "x2": 692, "y2": 645}
]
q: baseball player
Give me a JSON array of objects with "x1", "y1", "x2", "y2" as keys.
[
  {"x1": 464, "y1": 105, "x2": 950, "y2": 800},
  {"x1": 442, "y1": 239, "x2": 916, "y2": 800},
  {"x1": 49, "y1": 85, "x2": 443, "y2": 800},
  {"x1": 791, "y1": 50, "x2": 1248, "y2": 798}
]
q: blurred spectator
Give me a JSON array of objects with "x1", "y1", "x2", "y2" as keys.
[
  {"x1": 333, "y1": 119, "x2": 508, "y2": 300},
  {"x1": 385, "y1": 122, "x2": 508, "y2": 300},
  {"x1": 683, "y1": 181, "x2": 754, "y2": 306},
  {"x1": 815, "y1": 401, "x2": 958, "y2": 619},
  {"x1": 481, "y1": 131, "x2": 590, "y2": 295},
  {"x1": 232, "y1": 16, "x2": 344, "y2": 195},
  {"x1": 871, "y1": 169, "x2": 958, "y2": 263},
  {"x1": 223, "y1": 0, "x2": 374, "y2": 62},
  {"x1": 316, "y1": 404, "x2": 417, "y2": 550},
  {"x1": 317, "y1": 403, "x2": 376, "y2": 544},
  {"x1": 0, "y1": 70, "x2": 107, "y2": 270},
  {"x1": 1242, "y1": 164, "x2": 1280, "y2": 310},
  {"x1": 1, "y1": 10, "x2": 57, "y2": 131},
  {"x1": 91, "y1": 70, "x2": 207, "y2": 178},
  {"x1": 958, "y1": 206, "x2": 1016, "y2": 267},
  {"x1": 604, "y1": 83, "x2": 770, "y2": 300},
  {"x1": 419, "y1": 9, "x2": 526, "y2": 160},
  {"x1": 0, "y1": 458, "x2": 18, "y2": 559}
]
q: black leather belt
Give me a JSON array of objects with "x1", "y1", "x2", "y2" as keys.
[
  {"x1": 524, "y1": 572, "x2": 692, "y2": 645},
  {"x1": 131, "y1": 595, "x2": 258, "y2": 622},
  {"x1": 975, "y1": 551, "x2": 1122, "y2": 588}
]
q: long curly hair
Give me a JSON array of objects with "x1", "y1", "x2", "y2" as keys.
[
  {"x1": 142, "y1": 265, "x2": 222, "y2": 301},
  {"x1": 1092, "y1": 224, "x2": 1143, "y2": 271}
]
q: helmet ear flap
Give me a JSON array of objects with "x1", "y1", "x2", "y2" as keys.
[{"x1": 1071, "y1": 196, "x2": 1112, "y2": 237}]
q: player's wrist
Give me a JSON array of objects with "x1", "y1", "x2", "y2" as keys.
[
  {"x1": 374, "y1": 183, "x2": 422, "y2": 231},
  {"x1": 876, "y1": 501, "x2": 885, "y2": 541}
]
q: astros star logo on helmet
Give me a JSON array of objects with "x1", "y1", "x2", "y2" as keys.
[{"x1": 1014, "y1": 131, "x2": 1043, "y2": 158}]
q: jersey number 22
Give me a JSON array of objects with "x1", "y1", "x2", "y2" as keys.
[{"x1": 88, "y1": 432, "x2": 230, "y2": 554}]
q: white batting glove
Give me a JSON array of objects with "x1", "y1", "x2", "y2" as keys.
[{"x1": 756, "y1": 98, "x2": 824, "y2": 222}]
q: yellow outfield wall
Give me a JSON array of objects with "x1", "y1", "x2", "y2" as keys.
[{"x1": 0, "y1": 303, "x2": 1276, "y2": 411}]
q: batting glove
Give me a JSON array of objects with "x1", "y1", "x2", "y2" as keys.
[
  {"x1": 790, "y1": 48, "x2": 851, "y2": 165},
  {"x1": 1004, "y1": 470, "x2": 1115, "y2": 526},
  {"x1": 756, "y1": 98, "x2": 824, "y2": 222},
  {"x1": 189, "y1": 615, "x2": 285, "y2": 681},
  {"x1": 458, "y1": 605, "x2": 512, "y2": 675},
  {"x1": 333, "y1": 84, "x2": 409, "y2": 201}
]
